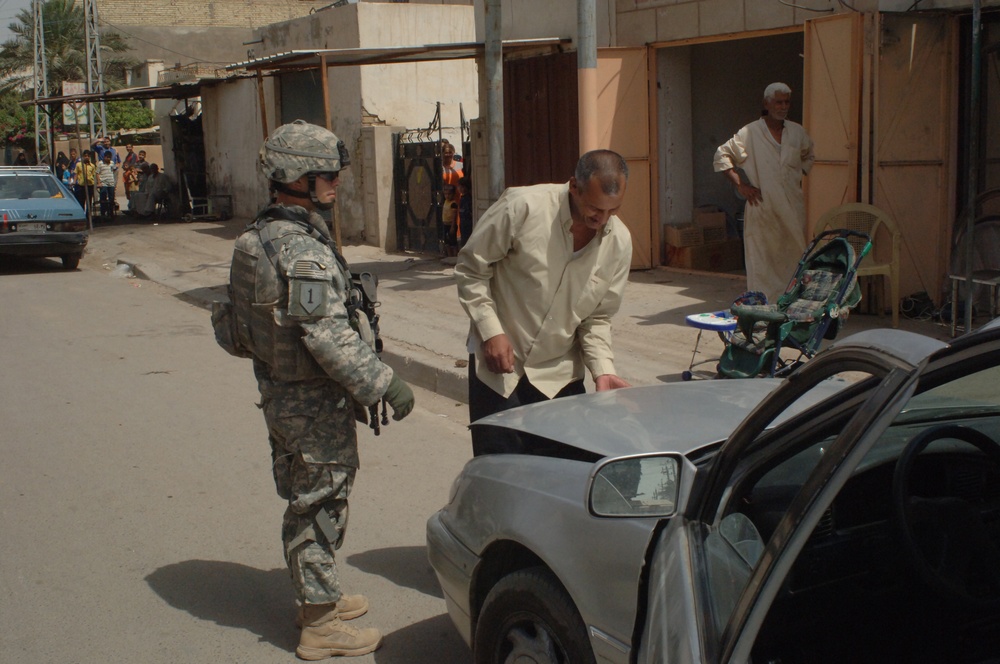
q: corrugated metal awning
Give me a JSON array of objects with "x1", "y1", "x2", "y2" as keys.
[
  {"x1": 225, "y1": 38, "x2": 570, "y2": 73},
  {"x1": 21, "y1": 80, "x2": 221, "y2": 108}
]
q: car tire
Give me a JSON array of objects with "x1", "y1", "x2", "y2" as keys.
[
  {"x1": 474, "y1": 567, "x2": 596, "y2": 664},
  {"x1": 62, "y1": 253, "x2": 81, "y2": 270}
]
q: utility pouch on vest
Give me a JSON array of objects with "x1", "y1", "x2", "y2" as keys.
[{"x1": 211, "y1": 291, "x2": 252, "y2": 358}]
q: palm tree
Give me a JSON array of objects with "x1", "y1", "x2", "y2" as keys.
[{"x1": 0, "y1": 0, "x2": 135, "y2": 97}]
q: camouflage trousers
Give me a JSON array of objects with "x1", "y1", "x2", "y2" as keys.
[{"x1": 262, "y1": 391, "x2": 358, "y2": 606}]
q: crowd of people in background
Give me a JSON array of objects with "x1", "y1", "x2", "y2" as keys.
[{"x1": 45, "y1": 137, "x2": 170, "y2": 222}]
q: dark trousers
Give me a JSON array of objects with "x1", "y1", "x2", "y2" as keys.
[
  {"x1": 99, "y1": 186, "x2": 115, "y2": 217},
  {"x1": 74, "y1": 184, "x2": 94, "y2": 214},
  {"x1": 468, "y1": 354, "x2": 585, "y2": 456}
]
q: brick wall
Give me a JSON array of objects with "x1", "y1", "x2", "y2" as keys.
[
  {"x1": 97, "y1": 0, "x2": 472, "y2": 29},
  {"x1": 98, "y1": 0, "x2": 333, "y2": 29}
]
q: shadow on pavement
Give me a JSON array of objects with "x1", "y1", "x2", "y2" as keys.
[
  {"x1": 350, "y1": 258, "x2": 459, "y2": 295},
  {"x1": 347, "y1": 546, "x2": 444, "y2": 598},
  {"x1": 146, "y1": 560, "x2": 298, "y2": 651},
  {"x1": 175, "y1": 285, "x2": 227, "y2": 309},
  {"x1": 0, "y1": 255, "x2": 70, "y2": 274},
  {"x1": 191, "y1": 221, "x2": 245, "y2": 241},
  {"x1": 376, "y1": 613, "x2": 472, "y2": 664}
]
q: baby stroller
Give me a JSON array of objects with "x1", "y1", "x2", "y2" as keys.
[{"x1": 717, "y1": 229, "x2": 871, "y2": 378}]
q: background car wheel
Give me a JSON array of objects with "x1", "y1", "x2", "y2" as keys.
[
  {"x1": 61, "y1": 253, "x2": 81, "y2": 270},
  {"x1": 474, "y1": 567, "x2": 596, "y2": 664}
]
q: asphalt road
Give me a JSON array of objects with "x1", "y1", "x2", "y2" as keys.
[{"x1": 0, "y1": 253, "x2": 473, "y2": 663}]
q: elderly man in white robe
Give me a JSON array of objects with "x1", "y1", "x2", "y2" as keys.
[{"x1": 714, "y1": 82, "x2": 815, "y2": 300}]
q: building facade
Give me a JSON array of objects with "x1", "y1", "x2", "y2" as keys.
[{"x1": 470, "y1": 0, "x2": 1000, "y2": 304}]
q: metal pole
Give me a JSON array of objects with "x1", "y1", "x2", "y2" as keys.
[
  {"x1": 577, "y1": 0, "x2": 598, "y2": 153},
  {"x1": 963, "y1": 0, "x2": 982, "y2": 333},
  {"x1": 256, "y1": 71, "x2": 269, "y2": 141},
  {"x1": 485, "y1": 0, "x2": 504, "y2": 201},
  {"x1": 32, "y1": 0, "x2": 51, "y2": 165},
  {"x1": 83, "y1": 0, "x2": 106, "y2": 139}
]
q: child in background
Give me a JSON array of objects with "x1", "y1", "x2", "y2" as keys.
[{"x1": 96, "y1": 151, "x2": 119, "y2": 220}]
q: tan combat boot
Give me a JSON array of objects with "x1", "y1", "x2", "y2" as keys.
[
  {"x1": 295, "y1": 594, "x2": 369, "y2": 627},
  {"x1": 296, "y1": 603, "x2": 382, "y2": 660}
]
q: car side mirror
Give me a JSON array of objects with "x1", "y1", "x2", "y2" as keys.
[{"x1": 589, "y1": 455, "x2": 680, "y2": 517}]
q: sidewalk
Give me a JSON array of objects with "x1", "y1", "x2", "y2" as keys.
[{"x1": 81, "y1": 216, "x2": 955, "y2": 403}]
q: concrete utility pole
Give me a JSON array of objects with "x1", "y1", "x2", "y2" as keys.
[
  {"x1": 32, "y1": 0, "x2": 51, "y2": 164},
  {"x1": 577, "y1": 0, "x2": 598, "y2": 153},
  {"x1": 83, "y1": 0, "x2": 107, "y2": 139},
  {"x1": 485, "y1": 0, "x2": 504, "y2": 201}
]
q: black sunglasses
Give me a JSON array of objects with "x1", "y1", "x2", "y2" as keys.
[{"x1": 314, "y1": 172, "x2": 339, "y2": 183}]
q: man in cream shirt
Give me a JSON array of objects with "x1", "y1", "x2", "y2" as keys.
[{"x1": 455, "y1": 150, "x2": 633, "y2": 455}]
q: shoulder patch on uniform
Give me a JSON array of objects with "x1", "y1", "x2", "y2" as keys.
[{"x1": 288, "y1": 260, "x2": 330, "y2": 318}]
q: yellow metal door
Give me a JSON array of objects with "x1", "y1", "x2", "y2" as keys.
[{"x1": 598, "y1": 47, "x2": 652, "y2": 269}]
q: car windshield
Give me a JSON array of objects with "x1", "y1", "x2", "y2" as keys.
[
  {"x1": 0, "y1": 175, "x2": 64, "y2": 200},
  {"x1": 893, "y1": 363, "x2": 1000, "y2": 424}
]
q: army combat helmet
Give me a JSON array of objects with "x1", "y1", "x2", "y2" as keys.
[{"x1": 258, "y1": 120, "x2": 350, "y2": 211}]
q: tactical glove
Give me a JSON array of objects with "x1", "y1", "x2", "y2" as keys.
[{"x1": 383, "y1": 374, "x2": 415, "y2": 421}]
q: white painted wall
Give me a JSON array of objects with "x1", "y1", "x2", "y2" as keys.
[
  {"x1": 658, "y1": 47, "x2": 693, "y2": 233},
  {"x1": 360, "y1": 125, "x2": 404, "y2": 248},
  {"x1": 249, "y1": 2, "x2": 479, "y2": 243},
  {"x1": 200, "y1": 78, "x2": 272, "y2": 220},
  {"x1": 358, "y1": 3, "x2": 478, "y2": 140}
]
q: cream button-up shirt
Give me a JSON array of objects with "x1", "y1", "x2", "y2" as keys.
[{"x1": 455, "y1": 182, "x2": 632, "y2": 399}]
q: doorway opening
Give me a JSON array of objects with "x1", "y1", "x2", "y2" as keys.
[{"x1": 656, "y1": 32, "x2": 804, "y2": 272}]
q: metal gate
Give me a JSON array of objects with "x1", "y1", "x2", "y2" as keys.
[{"x1": 394, "y1": 138, "x2": 443, "y2": 253}]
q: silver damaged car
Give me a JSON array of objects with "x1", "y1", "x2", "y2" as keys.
[{"x1": 428, "y1": 323, "x2": 1000, "y2": 664}]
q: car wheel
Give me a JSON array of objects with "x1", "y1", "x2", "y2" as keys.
[
  {"x1": 474, "y1": 567, "x2": 596, "y2": 664},
  {"x1": 61, "y1": 253, "x2": 81, "y2": 270}
]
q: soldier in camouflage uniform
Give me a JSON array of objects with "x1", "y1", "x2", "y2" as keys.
[{"x1": 212, "y1": 120, "x2": 414, "y2": 660}]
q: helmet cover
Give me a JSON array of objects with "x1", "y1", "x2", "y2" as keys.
[{"x1": 258, "y1": 120, "x2": 350, "y2": 183}]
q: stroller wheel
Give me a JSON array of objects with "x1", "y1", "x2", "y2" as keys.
[{"x1": 681, "y1": 371, "x2": 693, "y2": 382}]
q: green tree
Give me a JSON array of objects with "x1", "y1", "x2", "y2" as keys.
[
  {"x1": 0, "y1": 0, "x2": 137, "y2": 142},
  {"x1": 106, "y1": 99, "x2": 154, "y2": 131},
  {"x1": 0, "y1": 89, "x2": 31, "y2": 149}
]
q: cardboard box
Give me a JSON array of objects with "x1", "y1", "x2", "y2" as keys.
[
  {"x1": 702, "y1": 225, "x2": 727, "y2": 244},
  {"x1": 664, "y1": 224, "x2": 703, "y2": 247},
  {"x1": 666, "y1": 238, "x2": 745, "y2": 272},
  {"x1": 694, "y1": 209, "x2": 727, "y2": 243}
]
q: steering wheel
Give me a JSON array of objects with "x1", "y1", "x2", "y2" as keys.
[{"x1": 892, "y1": 424, "x2": 1000, "y2": 606}]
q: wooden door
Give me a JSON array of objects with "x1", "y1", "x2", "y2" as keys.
[
  {"x1": 503, "y1": 53, "x2": 579, "y2": 187},
  {"x1": 803, "y1": 12, "x2": 864, "y2": 236},
  {"x1": 597, "y1": 47, "x2": 652, "y2": 269},
  {"x1": 873, "y1": 13, "x2": 954, "y2": 301}
]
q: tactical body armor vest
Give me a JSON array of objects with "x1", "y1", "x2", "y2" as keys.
[{"x1": 228, "y1": 206, "x2": 343, "y2": 381}]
